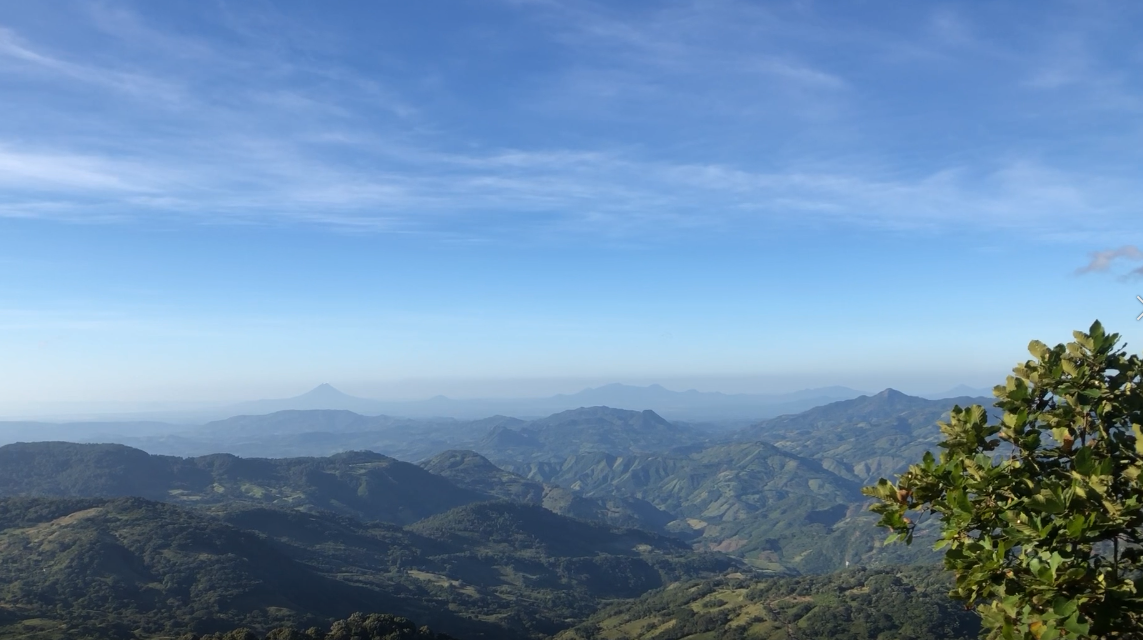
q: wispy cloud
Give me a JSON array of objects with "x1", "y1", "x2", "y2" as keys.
[
  {"x1": 1077, "y1": 246, "x2": 1143, "y2": 278},
  {"x1": 0, "y1": 2, "x2": 1141, "y2": 242}
]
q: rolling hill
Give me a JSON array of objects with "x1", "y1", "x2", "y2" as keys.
[
  {"x1": 0, "y1": 442, "x2": 481, "y2": 525},
  {"x1": 0, "y1": 496, "x2": 500, "y2": 640},
  {"x1": 0, "y1": 494, "x2": 738, "y2": 640},
  {"x1": 506, "y1": 441, "x2": 887, "y2": 572},
  {"x1": 420, "y1": 450, "x2": 674, "y2": 533}
]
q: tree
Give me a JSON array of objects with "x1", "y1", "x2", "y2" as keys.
[{"x1": 864, "y1": 321, "x2": 1143, "y2": 640}]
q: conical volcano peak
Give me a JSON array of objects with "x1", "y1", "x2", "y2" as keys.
[{"x1": 300, "y1": 383, "x2": 352, "y2": 398}]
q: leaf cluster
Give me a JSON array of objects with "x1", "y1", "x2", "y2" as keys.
[{"x1": 864, "y1": 321, "x2": 1143, "y2": 639}]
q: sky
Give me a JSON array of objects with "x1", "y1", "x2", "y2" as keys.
[{"x1": 1, "y1": 0, "x2": 1142, "y2": 407}]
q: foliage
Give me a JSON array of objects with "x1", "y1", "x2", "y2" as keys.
[{"x1": 864, "y1": 321, "x2": 1143, "y2": 639}]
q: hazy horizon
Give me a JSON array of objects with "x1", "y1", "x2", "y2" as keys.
[{"x1": 0, "y1": 377, "x2": 997, "y2": 421}]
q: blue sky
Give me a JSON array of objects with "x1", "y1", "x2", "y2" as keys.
[{"x1": 1, "y1": 0, "x2": 1141, "y2": 405}]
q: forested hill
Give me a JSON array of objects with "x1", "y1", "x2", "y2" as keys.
[
  {"x1": 555, "y1": 565, "x2": 980, "y2": 640},
  {"x1": 0, "y1": 496, "x2": 506, "y2": 640},
  {"x1": 733, "y1": 389, "x2": 993, "y2": 483},
  {"x1": 420, "y1": 449, "x2": 675, "y2": 533},
  {"x1": 506, "y1": 441, "x2": 889, "y2": 573},
  {"x1": 0, "y1": 442, "x2": 481, "y2": 525},
  {"x1": 0, "y1": 495, "x2": 737, "y2": 640}
]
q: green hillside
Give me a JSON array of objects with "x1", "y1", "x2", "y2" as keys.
[
  {"x1": 508, "y1": 441, "x2": 939, "y2": 572},
  {"x1": 0, "y1": 497, "x2": 440, "y2": 640},
  {"x1": 555, "y1": 566, "x2": 980, "y2": 640},
  {"x1": 420, "y1": 450, "x2": 674, "y2": 533},
  {"x1": 735, "y1": 389, "x2": 992, "y2": 483},
  {"x1": 0, "y1": 495, "x2": 737, "y2": 640}
]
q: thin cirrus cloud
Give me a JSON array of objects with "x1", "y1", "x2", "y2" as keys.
[{"x1": 0, "y1": 2, "x2": 1140, "y2": 241}]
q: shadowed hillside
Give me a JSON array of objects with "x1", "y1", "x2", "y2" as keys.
[
  {"x1": 0, "y1": 443, "x2": 481, "y2": 525},
  {"x1": 420, "y1": 450, "x2": 674, "y2": 533},
  {"x1": 0, "y1": 496, "x2": 738, "y2": 640},
  {"x1": 0, "y1": 497, "x2": 501, "y2": 640}
]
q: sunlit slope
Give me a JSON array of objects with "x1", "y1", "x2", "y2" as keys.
[
  {"x1": 508, "y1": 441, "x2": 881, "y2": 572},
  {"x1": 0, "y1": 497, "x2": 444, "y2": 639},
  {"x1": 735, "y1": 389, "x2": 992, "y2": 483},
  {"x1": 0, "y1": 496, "x2": 736, "y2": 640},
  {"x1": 555, "y1": 566, "x2": 980, "y2": 640}
]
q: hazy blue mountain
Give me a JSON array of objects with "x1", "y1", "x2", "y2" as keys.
[
  {"x1": 922, "y1": 384, "x2": 995, "y2": 399},
  {"x1": 539, "y1": 384, "x2": 866, "y2": 420},
  {"x1": 0, "y1": 384, "x2": 873, "y2": 448},
  {"x1": 16, "y1": 382, "x2": 868, "y2": 425},
  {"x1": 733, "y1": 389, "x2": 994, "y2": 483},
  {"x1": 59, "y1": 405, "x2": 706, "y2": 462},
  {"x1": 225, "y1": 383, "x2": 392, "y2": 415},
  {"x1": 0, "y1": 419, "x2": 181, "y2": 447},
  {"x1": 200, "y1": 409, "x2": 386, "y2": 435},
  {"x1": 474, "y1": 406, "x2": 708, "y2": 462},
  {"x1": 370, "y1": 383, "x2": 867, "y2": 421}
]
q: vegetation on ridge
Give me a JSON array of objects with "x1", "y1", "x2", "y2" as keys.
[{"x1": 866, "y1": 321, "x2": 1143, "y2": 639}]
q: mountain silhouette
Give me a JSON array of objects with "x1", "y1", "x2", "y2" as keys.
[{"x1": 226, "y1": 384, "x2": 385, "y2": 414}]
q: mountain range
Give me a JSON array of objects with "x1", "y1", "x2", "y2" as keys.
[
  {"x1": 1, "y1": 383, "x2": 870, "y2": 425},
  {"x1": 230, "y1": 383, "x2": 873, "y2": 422},
  {"x1": 0, "y1": 445, "x2": 739, "y2": 639},
  {"x1": 0, "y1": 386, "x2": 1001, "y2": 639}
]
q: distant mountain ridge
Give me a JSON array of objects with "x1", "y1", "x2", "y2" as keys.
[
  {"x1": 226, "y1": 383, "x2": 390, "y2": 415},
  {"x1": 37, "y1": 382, "x2": 868, "y2": 424},
  {"x1": 474, "y1": 406, "x2": 707, "y2": 462},
  {"x1": 227, "y1": 382, "x2": 869, "y2": 420}
]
